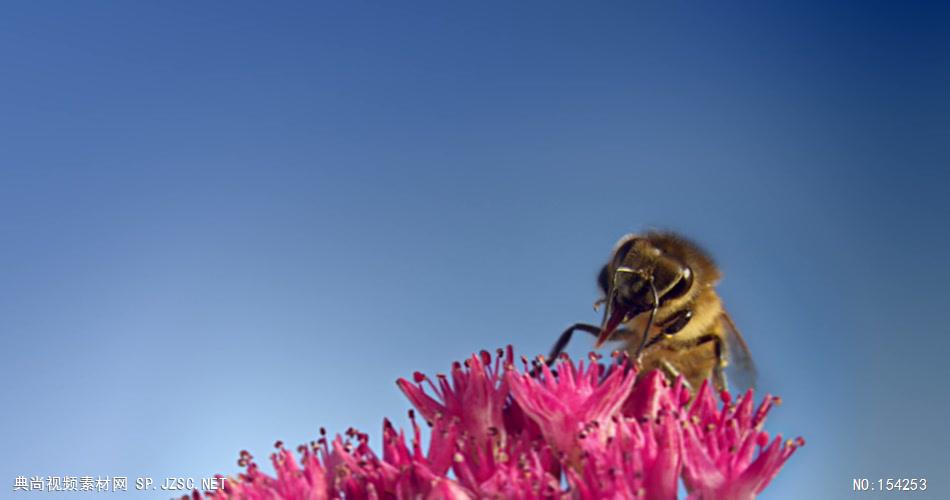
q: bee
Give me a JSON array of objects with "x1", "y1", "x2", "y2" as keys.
[{"x1": 547, "y1": 231, "x2": 755, "y2": 392}]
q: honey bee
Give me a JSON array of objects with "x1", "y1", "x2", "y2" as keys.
[{"x1": 547, "y1": 231, "x2": 755, "y2": 392}]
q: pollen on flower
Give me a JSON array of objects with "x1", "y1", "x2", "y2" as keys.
[{"x1": 197, "y1": 347, "x2": 802, "y2": 499}]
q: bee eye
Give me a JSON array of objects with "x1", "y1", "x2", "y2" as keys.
[
  {"x1": 665, "y1": 267, "x2": 693, "y2": 301},
  {"x1": 611, "y1": 239, "x2": 637, "y2": 267}
]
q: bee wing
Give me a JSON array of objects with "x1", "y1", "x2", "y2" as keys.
[{"x1": 721, "y1": 310, "x2": 758, "y2": 391}]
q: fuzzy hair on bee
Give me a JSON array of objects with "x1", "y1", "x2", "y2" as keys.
[{"x1": 547, "y1": 231, "x2": 755, "y2": 393}]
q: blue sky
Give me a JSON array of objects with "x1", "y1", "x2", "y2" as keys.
[{"x1": 2, "y1": 1, "x2": 949, "y2": 498}]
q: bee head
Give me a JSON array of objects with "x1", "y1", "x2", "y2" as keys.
[{"x1": 595, "y1": 237, "x2": 694, "y2": 348}]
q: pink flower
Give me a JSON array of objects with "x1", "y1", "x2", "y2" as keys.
[
  {"x1": 204, "y1": 447, "x2": 329, "y2": 500},
  {"x1": 506, "y1": 354, "x2": 637, "y2": 457},
  {"x1": 396, "y1": 348, "x2": 512, "y2": 447},
  {"x1": 455, "y1": 440, "x2": 562, "y2": 499},
  {"x1": 621, "y1": 369, "x2": 692, "y2": 420},
  {"x1": 197, "y1": 347, "x2": 802, "y2": 500},
  {"x1": 680, "y1": 382, "x2": 805, "y2": 500},
  {"x1": 568, "y1": 413, "x2": 682, "y2": 500},
  {"x1": 201, "y1": 417, "x2": 469, "y2": 500}
]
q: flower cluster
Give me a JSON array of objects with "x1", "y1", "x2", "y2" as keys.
[{"x1": 195, "y1": 348, "x2": 802, "y2": 499}]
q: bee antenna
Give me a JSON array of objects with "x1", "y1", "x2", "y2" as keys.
[{"x1": 633, "y1": 281, "x2": 660, "y2": 364}]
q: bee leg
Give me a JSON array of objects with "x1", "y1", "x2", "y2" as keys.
[
  {"x1": 713, "y1": 336, "x2": 730, "y2": 392},
  {"x1": 638, "y1": 308, "x2": 695, "y2": 356},
  {"x1": 659, "y1": 309, "x2": 693, "y2": 336},
  {"x1": 695, "y1": 333, "x2": 730, "y2": 392},
  {"x1": 658, "y1": 359, "x2": 693, "y2": 393},
  {"x1": 546, "y1": 323, "x2": 601, "y2": 366},
  {"x1": 713, "y1": 365, "x2": 729, "y2": 393}
]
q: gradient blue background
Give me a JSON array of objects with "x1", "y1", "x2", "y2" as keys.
[{"x1": 2, "y1": 1, "x2": 948, "y2": 498}]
